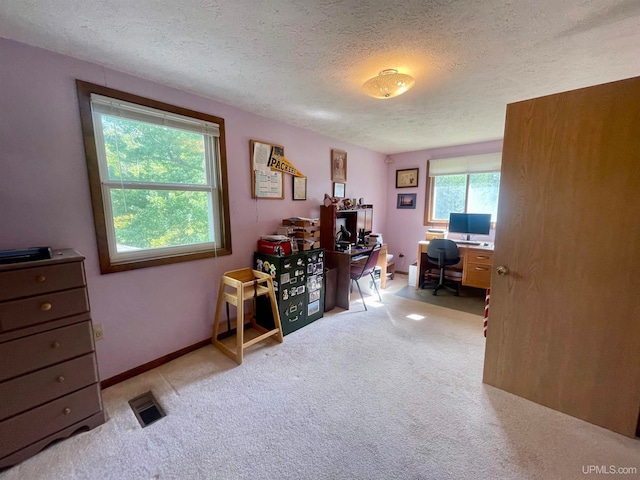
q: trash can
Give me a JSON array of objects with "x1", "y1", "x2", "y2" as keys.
[
  {"x1": 408, "y1": 262, "x2": 417, "y2": 287},
  {"x1": 324, "y1": 267, "x2": 337, "y2": 312}
]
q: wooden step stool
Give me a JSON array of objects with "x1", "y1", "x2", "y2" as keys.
[{"x1": 212, "y1": 268, "x2": 283, "y2": 364}]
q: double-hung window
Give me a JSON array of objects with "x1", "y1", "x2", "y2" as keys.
[
  {"x1": 77, "y1": 81, "x2": 231, "y2": 273},
  {"x1": 427, "y1": 153, "x2": 501, "y2": 224}
]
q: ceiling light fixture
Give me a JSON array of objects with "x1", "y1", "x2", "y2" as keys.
[{"x1": 362, "y1": 69, "x2": 415, "y2": 99}]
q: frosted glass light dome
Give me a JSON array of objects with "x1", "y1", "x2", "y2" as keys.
[{"x1": 362, "y1": 69, "x2": 415, "y2": 99}]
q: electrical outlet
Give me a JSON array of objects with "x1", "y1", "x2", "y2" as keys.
[
  {"x1": 399, "y1": 253, "x2": 405, "y2": 258},
  {"x1": 93, "y1": 323, "x2": 104, "y2": 341}
]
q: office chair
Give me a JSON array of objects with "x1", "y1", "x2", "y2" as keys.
[
  {"x1": 349, "y1": 244, "x2": 382, "y2": 311},
  {"x1": 424, "y1": 239, "x2": 461, "y2": 296}
]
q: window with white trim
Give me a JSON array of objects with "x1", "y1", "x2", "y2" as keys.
[
  {"x1": 77, "y1": 81, "x2": 231, "y2": 273},
  {"x1": 428, "y1": 153, "x2": 501, "y2": 223}
]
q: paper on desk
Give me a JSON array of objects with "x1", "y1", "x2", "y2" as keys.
[{"x1": 260, "y1": 235, "x2": 290, "y2": 242}]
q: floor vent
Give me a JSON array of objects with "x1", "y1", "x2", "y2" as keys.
[{"x1": 128, "y1": 391, "x2": 166, "y2": 428}]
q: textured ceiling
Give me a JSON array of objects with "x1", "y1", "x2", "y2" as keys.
[{"x1": 2, "y1": 0, "x2": 640, "y2": 154}]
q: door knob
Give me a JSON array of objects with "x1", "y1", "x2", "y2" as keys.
[{"x1": 496, "y1": 265, "x2": 508, "y2": 276}]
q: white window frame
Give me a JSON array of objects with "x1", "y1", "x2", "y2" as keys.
[
  {"x1": 77, "y1": 81, "x2": 231, "y2": 274},
  {"x1": 427, "y1": 153, "x2": 502, "y2": 225}
]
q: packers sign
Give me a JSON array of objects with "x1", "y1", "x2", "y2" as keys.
[{"x1": 269, "y1": 146, "x2": 305, "y2": 178}]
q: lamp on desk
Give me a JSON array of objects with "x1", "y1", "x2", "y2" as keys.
[{"x1": 335, "y1": 225, "x2": 352, "y2": 252}]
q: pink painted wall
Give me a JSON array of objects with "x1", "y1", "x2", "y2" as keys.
[
  {"x1": 384, "y1": 140, "x2": 503, "y2": 273},
  {"x1": 0, "y1": 38, "x2": 387, "y2": 379}
]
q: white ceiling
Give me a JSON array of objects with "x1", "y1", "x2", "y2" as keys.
[{"x1": 2, "y1": 0, "x2": 640, "y2": 154}]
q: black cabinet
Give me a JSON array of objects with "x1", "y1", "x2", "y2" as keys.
[
  {"x1": 319, "y1": 205, "x2": 373, "y2": 250},
  {"x1": 254, "y1": 249, "x2": 325, "y2": 335}
]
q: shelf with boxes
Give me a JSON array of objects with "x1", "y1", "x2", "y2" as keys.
[{"x1": 280, "y1": 217, "x2": 321, "y2": 251}]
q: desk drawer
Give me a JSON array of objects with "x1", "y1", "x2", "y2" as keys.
[
  {"x1": 466, "y1": 250, "x2": 493, "y2": 266},
  {"x1": 0, "y1": 263, "x2": 85, "y2": 302},
  {"x1": 0, "y1": 321, "x2": 94, "y2": 382},
  {"x1": 0, "y1": 354, "x2": 98, "y2": 421},
  {"x1": 0, "y1": 384, "x2": 101, "y2": 459},
  {"x1": 0, "y1": 288, "x2": 89, "y2": 332},
  {"x1": 464, "y1": 263, "x2": 492, "y2": 289}
]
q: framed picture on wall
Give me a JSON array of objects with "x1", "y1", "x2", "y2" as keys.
[
  {"x1": 293, "y1": 176, "x2": 307, "y2": 200},
  {"x1": 396, "y1": 168, "x2": 419, "y2": 188},
  {"x1": 397, "y1": 193, "x2": 417, "y2": 209},
  {"x1": 333, "y1": 182, "x2": 345, "y2": 198},
  {"x1": 331, "y1": 149, "x2": 347, "y2": 182}
]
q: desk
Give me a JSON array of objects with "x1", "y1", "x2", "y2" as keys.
[
  {"x1": 416, "y1": 241, "x2": 494, "y2": 290},
  {"x1": 325, "y1": 244, "x2": 388, "y2": 310}
]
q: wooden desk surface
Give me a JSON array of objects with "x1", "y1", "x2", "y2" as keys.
[
  {"x1": 418, "y1": 240, "x2": 494, "y2": 253},
  {"x1": 416, "y1": 241, "x2": 494, "y2": 290},
  {"x1": 325, "y1": 244, "x2": 388, "y2": 310}
]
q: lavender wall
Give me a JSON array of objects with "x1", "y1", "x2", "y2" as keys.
[
  {"x1": 384, "y1": 140, "x2": 503, "y2": 273},
  {"x1": 0, "y1": 39, "x2": 387, "y2": 379}
]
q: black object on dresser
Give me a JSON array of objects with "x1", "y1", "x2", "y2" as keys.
[
  {"x1": 0, "y1": 249, "x2": 105, "y2": 468},
  {"x1": 254, "y1": 249, "x2": 325, "y2": 335}
]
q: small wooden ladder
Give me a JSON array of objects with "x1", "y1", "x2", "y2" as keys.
[{"x1": 212, "y1": 268, "x2": 283, "y2": 364}]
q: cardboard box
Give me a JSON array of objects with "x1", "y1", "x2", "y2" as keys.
[
  {"x1": 257, "y1": 239, "x2": 292, "y2": 255},
  {"x1": 283, "y1": 218, "x2": 321, "y2": 227},
  {"x1": 296, "y1": 240, "x2": 320, "y2": 251},
  {"x1": 277, "y1": 226, "x2": 294, "y2": 236},
  {"x1": 426, "y1": 229, "x2": 446, "y2": 240},
  {"x1": 294, "y1": 230, "x2": 320, "y2": 238}
]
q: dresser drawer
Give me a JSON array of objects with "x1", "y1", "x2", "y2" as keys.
[
  {"x1": 465, "y1": 249, "x2": 493, "y2": 266},
  {"x1": 0, "y1": 288, "x2": 89, "y2": 332},
  {"x1": 0, "y1": 321, "x2": 94, "y2": 382},
  {"x1": 0, "y1": 263, "x2": 85, "y2": 302},
  {"x1": 0, "y1": 384, "x2": 101, "y2": 458},
  {"x1": 0, "y1": 354, "x2": 98, "y2": 421},
  {"x1": 464, "y1": 263, "x2": 492, "y2": 289}
]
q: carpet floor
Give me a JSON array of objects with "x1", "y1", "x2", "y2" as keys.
[{"x1": 1, "y1": 275, "x2": 638, "y2": 480}]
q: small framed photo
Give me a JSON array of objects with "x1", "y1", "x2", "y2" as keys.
[
  {"x1": 396, "y1": 168, "x2": 419, "y2": 188},
  {"x1": 333, "y1": 182, "x2": 345, "y2": 198},
  {"x1": 397, "y1": 193, "x2": 417, "y2": 209},
  {"x1": 292, "y1": 176, "x2": 307, "y2": 201},
  {"x1": 331, "y1": 149, "x2": 347, "y2": 182}
]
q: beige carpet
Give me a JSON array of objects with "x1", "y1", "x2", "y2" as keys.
[{"x1": 2, "y1": 275, "x2": 638, "y2": 480}]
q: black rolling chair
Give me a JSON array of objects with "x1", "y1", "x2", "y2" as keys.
[
  {"x1": 349, "y1": 244, "x2": 382, "y2": 311},
  {"x1": 424, "y1": 239, "x2": 461, "y2": 296}
]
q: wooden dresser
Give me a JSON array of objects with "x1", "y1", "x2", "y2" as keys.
[{"x1": 0, "y1": 249, "x2": 105, "y2": 468}]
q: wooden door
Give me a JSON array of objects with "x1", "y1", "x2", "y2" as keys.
[{"x1": 483, "y1": 77, "x2": 640, "y2": 437}]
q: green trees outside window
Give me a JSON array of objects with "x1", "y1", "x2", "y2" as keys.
[
  {"x1": 76, "y1": 80, "x2": 231, "y2": 273},
  {"x1": 431, "y1": 173, "x2": 500, "y2": 222},
  {"x1": 102, "y1": 116, "x2": 212, "y2": 251}
]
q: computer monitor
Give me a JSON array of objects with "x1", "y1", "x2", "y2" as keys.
[{"x1": 448, "y1": 213, "x2": 491, "y2": 240}]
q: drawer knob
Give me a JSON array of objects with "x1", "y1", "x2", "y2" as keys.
[
  {"x1": 36, "y1": 275, "x2": 47, "y2": 283},
  {"x1": 476, "y1": 256, "x2": 489, "y2": 260},
  {"x1": 40, "y1": 302, "x2": 52, "y2": 311},
  {"x1": 57, "y1": 376, "x2": 65, "y2": 383},
  {"x1": 475, "y1": 267, "x2": 489, "y2": 271},
  {"x1": 63, "y1": 408, "x2": 71, "y2": 415},
  {"x1": 496, "y1": 265, "x2": 509, "y2": 276},
  {"x1": 51, "y1": 341, "x2": 60, "y2": 349}
]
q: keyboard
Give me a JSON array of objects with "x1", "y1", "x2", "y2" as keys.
[{"x1": 455, "y1": 240, "x2": 481, "y2": 245}]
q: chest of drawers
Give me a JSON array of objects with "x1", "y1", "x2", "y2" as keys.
[
  {"x1": 462, "y1": 248, "x2": 494, "y2": 289},
  {"x1": 0, "y1": 249, "x2": 105, "y2": 468}
]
